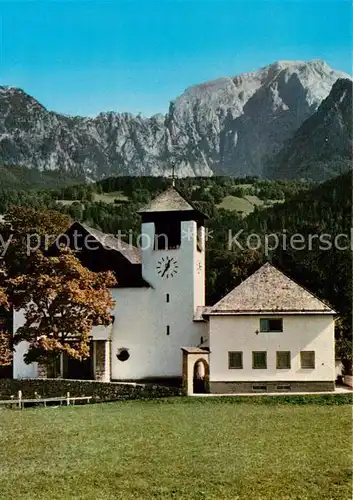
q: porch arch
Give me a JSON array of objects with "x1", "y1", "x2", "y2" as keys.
[
  {"x1": 193, "y1": 358, "x2": 210, "y2": 394},
  {"x1": 181, "y1": 348, "x2": 209, "y2": 396}
]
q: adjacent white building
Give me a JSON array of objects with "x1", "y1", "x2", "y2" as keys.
[
  {"x1": 202, "y1": 263, "x2": 336, "y2": 394},
  {"x1": 12, "y1": 187, "x2": 337, "y2": 393}
]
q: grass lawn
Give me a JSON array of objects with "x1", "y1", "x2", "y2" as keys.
[
  {"x1": 217, "y1": 195, "x2": 283, "y2": 214},
  {"x1": 217, "y1": 195, "x2": 255, "y2": 214},
  {"x1": 93, "y1": 191, "x2": 129, "y2": 203},
  {"x1": 244, "y1": 194, "x2": 265, "y2": 206},
  {"x1": 55, "y1": 199, "x2": 81, "y2": 206},
  {"x1": 55, "y1": 192, "x2": 129, "y2": 206},
  {"x1": 0, "y1": 399, "x2": 351, "y2": 500}
]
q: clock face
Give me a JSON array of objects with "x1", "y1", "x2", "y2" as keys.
[{"x1": 156, "y1": 256, "x2": 179, "y2": 279}]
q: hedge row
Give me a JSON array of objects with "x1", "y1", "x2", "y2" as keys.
[
  {"x1": 154, "y1": 394, "x2": 353, "y2": 405},
  {"x1": 0, "y1": 378, "x2": 181, "y2": 402}
]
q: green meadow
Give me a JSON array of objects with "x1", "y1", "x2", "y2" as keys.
[{"x1": 0, "y1": 398, "x2": 351, "y2": 500}]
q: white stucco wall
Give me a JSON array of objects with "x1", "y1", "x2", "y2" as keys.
[
  {"x1": 13, "y1": 309, "x2": 38, "y2": 379},
  {"x1": 91, "y1": 323, "x2": 113, "y2": 340},
  {"x1": 209, "y1": 314, "x2": 335, "y2": 382},
  {"x1": 12, "y1": 218, "x2": 208, "y2": 381},
  {"x1": 141, "y1": 219, "x2": 205, "y2": 311},
  {"x1": 110, "y1": 219, "x2": 207, "y2": 379},
  {"x1": 13, "y1": 307, "x2": 113, "y2": 379}
]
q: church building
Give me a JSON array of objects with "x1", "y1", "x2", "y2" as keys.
[{"x1": 12, "y1": 186, "x2": 337, "y2": 393}]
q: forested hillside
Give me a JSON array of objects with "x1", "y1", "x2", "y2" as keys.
[
  {"x1": 206, "y1": 172, "x2": 352, "y2": 362},
  {"x1": 0, "y1": 172, "x2": 351, "y2": 359},
  {"x1": 0, "y1": 175, "x2": 308, "y2": 216},
  {"x1": 0, "y1": 164, "x2": 84, "y2": 189}
]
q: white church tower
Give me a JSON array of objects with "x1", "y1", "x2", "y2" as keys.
[
  {"x1": 115, "y1": 186, "x2": 208, "y2": 379},
  {"x1": 138, "y1": 187, "x2": 207, "y2": 313}
]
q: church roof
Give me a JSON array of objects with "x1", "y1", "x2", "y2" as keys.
[
  {"x1": 137, "y1": 186, "x2": 207, "y2": 218},
  {"x1": 138, "y1": 187, "x2": 193, "y2": 213},
  {"x1": 81, "y1": 223, "x2": 141, "y2": 264},
  {"x1": 51, "y1": 221, "x2": 150, "y2": 288},
  {"x1": 209, "y1": 262, "x2": 336, "y2": 315}
]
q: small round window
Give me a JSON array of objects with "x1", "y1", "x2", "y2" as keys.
[{"x1": 116, "y1": 349, "x2": 130, "y2": 362}]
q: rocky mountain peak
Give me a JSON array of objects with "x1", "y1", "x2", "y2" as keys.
[
  {"x1": 0, "y1": 60, "x2": 351, "y2": 180},
  {"x1": 265, "y1": 78, "x2": 352, "y2": 181}
]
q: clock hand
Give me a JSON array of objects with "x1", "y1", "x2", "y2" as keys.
[{"x1": 161, "y1": 259, "x2": 171, "y2": 277}]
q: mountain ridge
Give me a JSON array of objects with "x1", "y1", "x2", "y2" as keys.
[
  {"x1": 265, "y1": 78, "x2": 353, "y2": 181},
  {"x1": 0, "y1": 59, "x2": 351, "y2": 180}
]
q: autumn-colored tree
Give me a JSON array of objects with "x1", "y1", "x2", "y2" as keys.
[
  {"x1": 0, "y1": 330, "x2": 12, "y2": 366},
  {"x1": 0, "y1": 262, "x2": 12, "y2": 366},
  {"x1": 7, "y1": 248, "x2": 116, "y2": 368},
  {"x1": 0, "y1": 285, "x2": 8, "y2": 309},
  {"x1": 0, "y1": 293, "x2": 12, "y2": 367},
  {"x1": 0, "y1": 206, "x2": 116, "y2": 370},
  {"x1": 0, "y1": 205, "x2": 71, "y2": 278}
]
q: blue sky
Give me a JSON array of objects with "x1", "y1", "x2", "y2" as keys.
[{"x1": 0, "y1": 0, "x2": 351, "y2": 116}]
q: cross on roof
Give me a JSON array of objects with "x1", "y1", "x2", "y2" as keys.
[{"x1": 169, "y1": 162, "x2": 177, "y2": 187}]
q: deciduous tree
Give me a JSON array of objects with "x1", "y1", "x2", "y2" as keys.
[
  {"x1": 8, "y1": 248, "x2": 116, "y2": 367},
  {"x1": 0, "y1": 205, "x2": 71, "y2": 278},
  {"x1": 0, "y1": 206, "x2": 116, "y2": 369}
]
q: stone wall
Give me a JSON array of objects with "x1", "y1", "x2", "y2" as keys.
[{"x1": 0, "y1": 378, "x2": 181, "y2": 402}]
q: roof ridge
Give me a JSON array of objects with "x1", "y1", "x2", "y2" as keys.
[
  {"x1": 137, "y1": 185, "x2": 208, "y2": 217},
  {"x1": 172, "y1": 185, "x2": 205, "y2": 214},
  {"x1": 80, "y1": 222, "x2": 139, "y2": 251},
  {"x1": 75, "y1": 222, "x2": 141, "y2": 264},
  {"x1": 211, "y1": 262, "x2": 336, "y2": 314},
  {"x1": 264, "y1": 261, "x2": 335, "y2": 311}
]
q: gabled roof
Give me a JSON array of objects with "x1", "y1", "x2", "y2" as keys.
[
  {"x1": 210, "y1": 262, "x2": 336, "y2": 315},
  {"x1": 138, "y1": 187, "x2": 194, "y2": 213},
  {"x1": 80, "y1": 223, "x2": 141, "y2": 264},
  {"x1": 51, "y1": 221, "x2": 150, "y2": 288},
  {"x1": 137, "y1": 186, "x2": 208, "y2": 219}
]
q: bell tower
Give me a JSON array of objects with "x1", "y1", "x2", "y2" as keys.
[
  {"x1": 110, "y1": 186, "x2": 209, "y2": 381},
  {"x1": 137, "y1": 186, "x2": 207, "y2": 313}
]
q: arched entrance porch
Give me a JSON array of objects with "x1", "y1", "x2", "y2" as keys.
[
  {"x1": 181, "y1": 347, "x2": 209, "y2": 395},
  {"x1": 193, "y1": 358, "x2": 210, "y2": 393}
]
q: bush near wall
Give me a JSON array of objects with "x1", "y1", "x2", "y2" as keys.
[
  {"x1": 154, "y1": 394, "x2": 352, "y2": 405},
  {"x1": 0, "y1": 378, "x2": 182, "y2": 402}
]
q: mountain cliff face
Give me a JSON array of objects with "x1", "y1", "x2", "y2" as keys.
[
  {"x1": 0, "y1": 60, "x2": 350, "y2": 180},
  {"x1": 265, "y1": 78, "x2": 353, "y2": 181}
]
